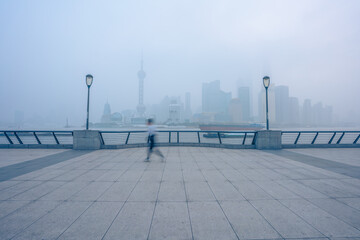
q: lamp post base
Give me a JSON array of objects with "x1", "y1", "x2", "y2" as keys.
[
  {"x1": 255, "y1": 130, "x2": 282, "y2": 150},
  {"x1": 73, "y1": 130, "x2": 102, "y2": 150}
]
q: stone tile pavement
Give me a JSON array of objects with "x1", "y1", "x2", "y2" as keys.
[{"x1": 0, "y1": 147, "x2": 360, "y2": 240}]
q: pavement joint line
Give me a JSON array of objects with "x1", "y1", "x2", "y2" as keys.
[
  {"x1": 54, "y1": 150, "x2": 113, "y2": 172},
  {"x1": 305, "y1": 197, "x2": 360, "y2": 233},
  {"x1": 265, "y1": 149, "x2": 360, "y2": 179},
  {"x1": 56, "y1": 150, "x2": 139, "y2": 239},
  {"x1": 7, "y1": 179, "x2": 69, "y2": 202},
  {"x1": 340, "y1": 178, "x2": 359, "y2": 190},
  {"x1": 178, "y1": 148, "x2": 194, "y2": 239},
  {"x1": 10, "y1": 148, "x2": 131, "y2": 237},
  {"x1": 100, "y1": 149, "x2": 153, "y2": 240},
  {"x1": 180, "y1": 147, "x2": 195, "y2": 240},
  {"x1": 0, "y1": 149, "x2": 137, "y2": 229},
  {"x1": 0, "y1": 199, "x2": 33, "y2": 222},
  {"x1": 213, "y1": 148, "x2": 288, "y2": 239},
  {"x1": 19, "y1": 200, "x2": 92, "y2": 240},
  {"x1": 92, "y1": 149, "x2": 134, "y2": 182},
  {"x1": 2, "y1": 164, "x2": 103, "y2": 234},
  {"x1": 190, "y1": 148, "x2": 241, "y2": 240},
  {"x1": 54, "y1": 180, "x2": 114, "y2": 239},
  {"x1": 265, "y1": 166, "x2": 360, "y2": 234},
  {"x1": 0, "y1": 150, "x2": 94, "y2": 182},
  {"x1": 1, "y1": 180, "x2": 44, "y2": 202},
  {"x1": 247, "y1": 178, "x2": 331, "y2": 238},
  {"x1": 219, "y1": 151, "x2": 288, "y2": 239},
  {"x1": 255, "y1": 184, "x2": 328, "y2": 238},
  {"x1": 274, "y1": 181, "x2": 360, "y2": 235},
  {"x1": 146, "y1": 148, "x2": 167, "y2": 240},
  {"x1": 265, "y1": 185, "x2": 351, "y2": 238},
  {"x1": 7, "y1": 199, "x2": 64, "y2": 240},
  {"x1": 0, "y1": 180, "x2": 28, "y2": 193},
  {"x1": 1, "y1": 147, "x2": 360, "y2": 239},
  {"x1": 36, "y1": 154, "x2": 113, "y2": 201},
  {"x1": 56, "y1": 151, "x2": 120, "y2": 181},
  {"x1": 262, "y1": 151, "x2": 360, "y2": 231}
]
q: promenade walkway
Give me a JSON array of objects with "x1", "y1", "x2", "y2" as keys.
[{"x1": 0, "y1": 147, "x2": 360, "y2": 240}]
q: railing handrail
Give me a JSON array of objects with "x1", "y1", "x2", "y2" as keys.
[
  {"x1": 0, "y1": 130, "x2": 73, "y2": 146},
  {"x1": 281, "y1": 130, "x2": 360, "y2": 145},
  {"x1": 282, "y1": 130, "x2": 360, "y2": 133},
  {"x1": 0, "y1": 130, "x2": 73, "y2": 133},
  {"x1": 3, "y1": 130, "x2": 358, "y2": 134},
  {"x1": 99, "y1": 130, "x2": 257, "y2": 147},
  {"x1": 1, "y1": 130, "x2": 359, "y2": 147},
  {"x1": 99, "y1": 130, "x2": 257, "y2": 133}
]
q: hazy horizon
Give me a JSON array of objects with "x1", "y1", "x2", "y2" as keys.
[{"x1": 1, "y1": 0, "x2": 360, "y2": 128}]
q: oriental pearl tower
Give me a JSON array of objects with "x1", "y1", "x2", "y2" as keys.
[{"x1": 136, "y1": 55, "x2": 146, "y2": 117}]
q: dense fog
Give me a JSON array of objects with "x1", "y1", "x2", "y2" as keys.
[{"x1": 1, "y1": 0, "x2": 359, "y2": 129}]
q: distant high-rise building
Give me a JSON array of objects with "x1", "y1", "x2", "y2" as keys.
[
  {"x1": 289, "y1": 97, "x2": 300, "y2": 125},
  {"x1": 238, "y1": 87, "x2": 250, "y2": 122},
  {"x1": 323, "y1": 105, "x2": 333, "y2": 125},
  {"x1": 136, "y1": 55, "x2": 146, "y2": 117},
  {"x1": 101, "y1": 102, "x2": 112, "y2": 123},
  {"x1": 229, "y1": 98, "x2": 242, "y2": 123},
  {"x1": 302, "y1": 99, "x2": 312, "y2": 126},
  {"x1": 312, "y1": 102, "x2": 323, "y2": 126},
  {"x1": 169, "y1": 98, "x2": 181, "y2": 124},
  {"x1": 122, "y1": 109, "x2": 136, "y2": 124},
  {"x1": 103, "y1": 102, "x2": 111, "y2": 115},
  {"x1": 184, "y1": 92, "x2": 192, "y2": 122},
  {"x1": 315, "y1": 102, "x2": 333, "y2": 126},
  {"x1": 301, "y1": 99, "x2": 333, "y2": 127},
  {"x1": 274, "y1": 85, "x2": 290, "y2": 124},
  {"x1": 202, "y1": 80, "x2": 231, "y2": 121},
  {"x1": 147, "y1": 96, "x2": 184, "y2": 124},
  {"x1": 147, "y1": 96, "x2": 170, "y2": 123}
]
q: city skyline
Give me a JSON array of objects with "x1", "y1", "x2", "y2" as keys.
[
  {"x1": 0, "y1": 55, "x2": 355, "y2": 128},
  {"x1": 3, "y1": 75, "x2": 344, "y2": 129},
  {"x1": 1, "y1": 1, "x2": 359, "y2": 128}
]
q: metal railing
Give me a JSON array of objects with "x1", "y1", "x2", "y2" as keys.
[
  {"x1": 282, "y1": 131, "x2": 360, "y2": 146},
  {"x1": 0, "y1": 131, "x2": 73, "y2": 145},
  {"x1": 1, "y1": 130, "x2": 359, "y2": 149},
  {"x1": 99, "y1": 130, "x2": 257, "y2": 148}
]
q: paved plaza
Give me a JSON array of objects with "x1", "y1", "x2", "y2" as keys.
[{"x1": 0, "y1": 147, "x2": 360, "y2": 240}]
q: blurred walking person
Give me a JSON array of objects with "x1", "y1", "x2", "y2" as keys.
[{"x1": 145, "y1": 118, "x2": 164, "y2": 162}]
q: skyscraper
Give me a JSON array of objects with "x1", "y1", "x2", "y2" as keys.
[
  {"x1": 184, "y1": 92, "x2": 192, "y2": 122},
  {"x1": 229, "y1": 98, "x2": 242, "y2": 123},
  {"x1": 274, "y1": 85, "x2": 290, "y2": 124},
  {"x1": 136, "y1": 55, "x2": 146, "y2": 117},
  {"x1": 302, "y1": 99, "x2": 312, "y2": 126},
  {"x1": 202, "y1": 80, "x2": 231, "y2": 121},
  {"x1": 101, "y1": 102, "x2": 111, "y2": 123},
  {"x1": 238, "y1": 87, "x2": 250, "y2": 122},
  {"x1": 323, "y1": 105, "x2": 333, "y2": 125},
  {"x1": 313, "y1": 102, "x2": 323, "y2": 126},
  {"x1": 169, "y1": 98, "x2": 181, "y2": 124},
  {"x1": 289, "y1": 97, "x2": 300, "y2": 125}
]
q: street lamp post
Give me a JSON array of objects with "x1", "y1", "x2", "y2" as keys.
[
  {"x1": 85, "y1": 74, "x2": 93, "y2": 130},
  {"x1": 263, "y1": 76, "x2": 270, "y2": 130}
]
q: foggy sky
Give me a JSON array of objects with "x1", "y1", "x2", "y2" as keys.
[{"x1": 1, "y1": 0, "x2": 360, "y2": 127}]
